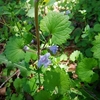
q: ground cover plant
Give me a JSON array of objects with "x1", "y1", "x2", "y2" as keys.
[{"x1": 0, "y1": 0, "x2": 100, "y2": 100}]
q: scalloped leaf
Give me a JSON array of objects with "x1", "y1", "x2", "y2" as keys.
[
  {"x1": 91, "y1": 34, "x2": 100, "y2": 61},
  {"x1": 40, "y1": 12, "x2": 72, "y2": 45},
  {"x1": 76, "y1": 58, "x2": 98, "y2": 83},
  {"x1": 43, "y1": 67, "x2": 70, "y2": 94},
  {"x1": 4, "y1": 37, "x2": 25, "y2": 62}
]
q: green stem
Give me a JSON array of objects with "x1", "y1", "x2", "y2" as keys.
[
  {"x1": 34, "y1": 0, "x2": 41, "y2": 86},
  {"x1": 34, "y1": 0, "x2": 40, "y2": 60}
]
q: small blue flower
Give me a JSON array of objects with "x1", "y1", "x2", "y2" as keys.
[
  {"x1": 38, "y1": 53, "x2": 51, "y2": 67},
  {"x1": 65, "y1": 10, "x2": 71, "y2": 15},
  {"x1": 31, "y1": 39, "x2": 34, "y2": 44},
  {"x1": 49, "y1": 45, "x2": 58, "y2": 54},
  {"x1": 23, "y1": 45, "x2": 29, "y2": 51}
]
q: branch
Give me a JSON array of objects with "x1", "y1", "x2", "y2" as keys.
[{"x1": 34, "y1": 0, "x2": 40, "y2": 60}]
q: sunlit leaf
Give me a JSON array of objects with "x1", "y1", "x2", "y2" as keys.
[
  {"x1": 70, "y1": 50, "x2": 82, "y2": 61},
  {"x1": 40, "y1": 12, "x2": 72, "y2": 45},
  {"x1": 60, "y1": 54, "x2": 68, "y2": 61},
  {"x1": 26, "y1": 7, "x2": 34, "y2": 18},
  {"x1": 43, "y1": 67, "x2": 70, "y2": 94}
]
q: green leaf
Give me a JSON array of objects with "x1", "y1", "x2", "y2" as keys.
[
  {"x1": 23, "y1": 33, "x2": 33, "y2": 44},
  {"x1": 34, "y1": 90, "x2": 51, "y2": 100},
  {"x1": 11, "y1": 94, "x2": 23, "y2": 100},
  {"x1": 13, "y1": 78, "x2": 22, "y2": 91},
  {"x1": 72, "y1": 28, "x2": 82, "y2": 43},
  {"x1": 0, "y1": 54, "x2": 28, "y2": 76},
  {"x1": 40, "y1": 12, "x2": 72, "y2": 45},
  {"x1": 43, "y1": 67, "x2": 70, "y2": 94},
  {"x1": 4, "y1": 37, "x2": 25, "y2": 62},
  {"x1": 70, "y1": 50, "x2": 82, "y2": 61},
  {"x1": 22, "y1": 77, "x2": 37, "y2": 94},
  {"x1": 58, "y1": 69, "x2": 70, "y2": 94},
  {"x1": 29, "y1": 0, "x2": 34, "y2": 7},
  {"x1": 85, "y1": 48, "x2": 93, "y2": 57},
  {"x1": 25, "y1": 51, "x2": 37, "y2": 63},
  {"x1": 0, "y1": 54, "x2": 8, "y2": 64},
  {"x1": 54, "y1": 94, "x2": 71, "y2": 100},
  {"x1": 93, "y1": 24, "x2": 100, "y2": 32},
  {"x1": 26, "y1": 7, "x2": 34, "y2": 18},
  {"x1": 13, "y1": 62, "x2": 28, "y2": 77},
  {"x1": 60, "y1": 54, "x2": 68, "y2": 61},
  {"x1": 76, "y1": 58, "x2": 98, "y2": 83},
  {"x1": 91, "y1": 34, "x2": 100, "y2": 61}
]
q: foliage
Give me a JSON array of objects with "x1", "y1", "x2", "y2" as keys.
[
  {"x1": 0, "y1": 0, "x2": 100, "y2": 100},
  {"x1": 76, "y1": 58, "x2": 98, "y2": 83},
  {"x1": 40, "y1": 11, "x2": 72, "y2": 45},
  {"x1": 91, "y1": 34, "x2": 100, "y2": 61},
  {"x1": 4, "y1": 37, "x2": 25, "y2": 62}
]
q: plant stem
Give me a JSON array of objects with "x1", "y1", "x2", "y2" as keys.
[
  {"x1": 0, "y1": 69, "x2": 20, "y2": 89},
  {"x1": 34, "y1": 0, "x2": 40, "y2": 60},
  {"x1": 34, "y1": 0, "x2": 41, "y2": 86}
]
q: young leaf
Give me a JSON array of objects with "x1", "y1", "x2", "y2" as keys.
[
  {"x1": 91, "y1": 34, "x2": 100, "y2": 61},
  {"x1": 40, "y1": 12, "x2": 72, "y2": 45},
  {"x1": 70, "y1": 50, "x2": 82, "y2": 61},
  {"x1": 4, "y1": 37, "x2": 25, "y2": 62},
  {"x1": 60, "y1": 54, "x2": 68, "y2": 61},
  {"x1": 76, "y1": 58, "x2": 98, "y2": 83}
]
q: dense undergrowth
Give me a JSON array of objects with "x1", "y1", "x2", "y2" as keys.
[{"x1": 0, "y1": 0, "x2": 100, "y2": 100}]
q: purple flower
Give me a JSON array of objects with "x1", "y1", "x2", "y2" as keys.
[
  {"x1": 23, "y1": 45, "x2": 29, "y2": 51},
  {"x1": 49, "y1": 45, "x2": 58, "y2": 54},
  {"x1": 31, "y1": 39, "x2": 34, "y2": 44},
  {"x1": 38, "y1": 53, "x2": 51, "y2": 67},
  {"x1": 65, "y1": 10, "x2": 71, "y2": 15}
]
